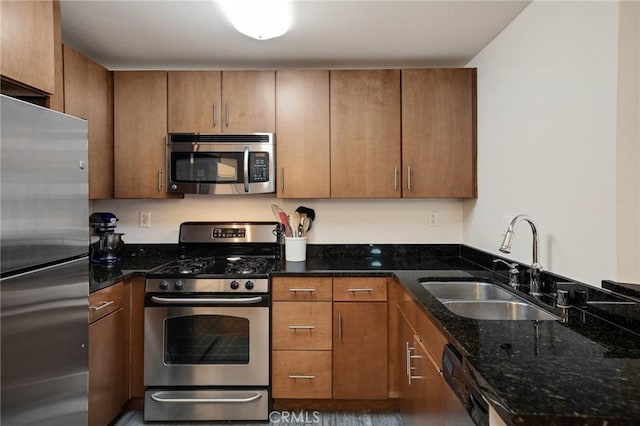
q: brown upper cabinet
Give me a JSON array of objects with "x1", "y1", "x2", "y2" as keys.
[
  {"x1": 113, "y1": 71, "x2": 178, "y2": 199},
  {"x1": 63, "y1": 46, "x2": 114, "y2": 199},
  {"x1": 330, "y1": 70, "x2": 402, "y2": 198},
  {"x1": 1, "y1": 0, "x2": 55, "y2": 94},
  {"x1": 275, "y1": 70, "x2": 331, "y2": 198},
  {"x1": 401, "y1": 68, "x2": 477, "y2": 198},
  {"x1": 168, "y1": 70, "x2": 275, "y2": 133},
  {"x1": 168, "y1": 71, "x2": 222, "y2": 132}
]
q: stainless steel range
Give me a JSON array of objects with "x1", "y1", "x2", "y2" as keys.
[{"x1": 143, "y1": 221, "x2": 281, "y2": 422}]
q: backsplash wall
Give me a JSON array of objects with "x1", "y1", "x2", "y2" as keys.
[{"x1": 92, "y1": 197, "x2": 464, "y2": 244}]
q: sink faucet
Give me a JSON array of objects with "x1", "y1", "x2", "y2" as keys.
[
  {"x1": 499, "y1": 214, "x2": 544, "y2": 296},
  {"x1": 493, "y1": 259, "x2": 520, "y2": 289}
]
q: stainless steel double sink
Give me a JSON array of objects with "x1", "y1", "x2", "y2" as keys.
[{"x1": 420, "y1": 281, "x2": 560, "y2": 321}]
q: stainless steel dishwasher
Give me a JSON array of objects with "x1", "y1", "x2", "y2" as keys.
[{"x1": 442, "y1": 344, "x2": 489, "y2": 426}]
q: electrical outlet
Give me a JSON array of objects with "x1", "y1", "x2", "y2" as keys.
[
  {"x1": 428, "y1": 212, "x2": 439, "y2": 226},
  {"x1": 139, "y1": 211, "x2": 151, "y2": 228}
]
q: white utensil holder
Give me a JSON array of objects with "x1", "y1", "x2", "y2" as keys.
[{"x1": 285, "y1": 237, "x2": 307, "y2": 262}]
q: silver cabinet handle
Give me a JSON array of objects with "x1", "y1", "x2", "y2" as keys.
[
  {"x1": 288, "y1": 325, "x2": 315, "y2": 330},
  {"x1": 280, "y1": 168, "x2": 285, "y2": 192},
  {"x1": 158, "y1": 168, "x2": 164, "y2": 191},
  {"x1": 289, "y1": 288, "x2": 316, "y2": 293},
  {"x1": 150, "y1": 392, "x2": 262, "y2": 404},
  {"x1": 151, "y1": 296, "x2": 263, "y2": 305},
  {"x1": 394, "y1": 167, "x2": 398, "y2": 190},
  {"x1": 90, "y1": 300, "x2": 114, "y2": 311},
  {"x1": 407, "y1": 166, "x2": 412, "y2": 191},
  {"x1": 225, "y1": 102, "x2": 230, "y2": 127},
  {"x1": 338, "y1": 312, "x2": 343, "y2": 341},
  {"x1": 243, "y1": 146, "x2": 250, "y2": 192},
  {"x1": 212, "y1": 103, "x2": 217, "y2": 127},
  {"x1": 347, "y1": 288, "x2": 374, "y2": 293},
  {"x1": 405, "y1": 342, "x2": 412, "y2": 378},
  {"x1": 288, "y1": 375, "x2": 316, "y2": 380}
]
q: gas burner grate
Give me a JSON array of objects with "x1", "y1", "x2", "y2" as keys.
[
  {"x1": 224, "y1": 257, "x2": 271, "y2": 275},
  {"x1": 160, "y1": 257, "x2": 216, "y2": 275}
]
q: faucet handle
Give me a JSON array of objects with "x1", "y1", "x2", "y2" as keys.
[{"x1": 493, "y1": 259, "x2": 520, "y2": 288}]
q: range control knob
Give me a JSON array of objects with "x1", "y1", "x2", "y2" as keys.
[
  {"x1": 230, "y1": 280, "x2": 240, "y2": 290},
  {"x1": 245, "y1": 281, "x2": 254, "y2": 290},
  {"x1": 174, "y1": 280, "x2": 184, "y2": 290},
  {"x1": 159, "y1": 280, "x2": 169, "y2": 290}
]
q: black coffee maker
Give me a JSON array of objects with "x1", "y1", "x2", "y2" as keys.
[{"x1": 89, "y1": 212, "x2": 125, "y2": 264}]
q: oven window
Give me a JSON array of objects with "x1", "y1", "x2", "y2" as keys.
[
  {"x1": 172, "y1": 152, "x2": 242, "y2": 183},
  {"x1": 164, "y1": 315, "x2": 249, "y2": 365}
]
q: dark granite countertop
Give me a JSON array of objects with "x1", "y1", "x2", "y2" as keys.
[
  {"x1": 92, "y1": 243, "x2": 640, "y2": 424},
  {"x1": 90, "y1": 244, "x2": 178, "y2": 293}
]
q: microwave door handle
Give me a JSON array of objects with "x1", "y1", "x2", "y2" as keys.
[{"x1": 243, "y1": 146, "x2": 250, "y2": 192}]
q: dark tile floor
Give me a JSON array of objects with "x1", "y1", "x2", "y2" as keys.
[{"x1": 114, "y1": 409, "x2": 404, "y2": 426}]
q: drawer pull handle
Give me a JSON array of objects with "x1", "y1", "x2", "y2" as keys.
[
  {"x1": 288, "y1": 325, "x2": 315, "y2": 330},
  {"x1": 150, "y1": 392, "x2": 262, "y2": 404},
  {"x1": 90, "y1": 300, "x2": 115, "y2": 311},
  {"x1": 347, "y1": 288, "x2": 374, "y2": 293},
  {"x1": 288, "y1": 288, "x2": 316, "y2": 293},
  {"x1": 289, "y1": 375, "x2": 316, "y2": 380}
]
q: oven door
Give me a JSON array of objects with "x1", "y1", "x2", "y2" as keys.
[{"x1": 144, "y1": 295, "x2": 269, "y2": 387}]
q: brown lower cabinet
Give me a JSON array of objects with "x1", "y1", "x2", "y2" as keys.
[
  {"x1": 271, "y1": 276, "x2": 389, "y2": 401},
  {"x1": 397, "y1": 285, "x2": 469, "y2": 426},
  {"x1": 88, "y1": 281, "x2": 128, "y2": 425}
]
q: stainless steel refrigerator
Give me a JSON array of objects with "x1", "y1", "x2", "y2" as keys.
[{"x1": 1, "y1": 95, "x2": 89, "y2": 424}]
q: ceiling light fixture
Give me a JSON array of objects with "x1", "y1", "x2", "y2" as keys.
[{"x1": 219, "y1": 0, "x2": 291, "y2": 41}]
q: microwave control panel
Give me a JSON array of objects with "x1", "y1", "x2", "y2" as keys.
[{"x1": 249, "y1": 153, "x2": 270, "y2": 183}]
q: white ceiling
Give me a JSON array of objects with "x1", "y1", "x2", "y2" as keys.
[{"x1": 60, "y1": 0, "x2": 531, "y2": 70}]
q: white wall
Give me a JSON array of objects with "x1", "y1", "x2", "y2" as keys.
[
  {"x1": 616, "y1": 0, "x2": 640, "y2": 283},
  {"x1": 92, "y1": 197, "x2": 463, "y2": 244},
  {"x1": 463, "y1": 1, "x2": 620, "y2": 286}
]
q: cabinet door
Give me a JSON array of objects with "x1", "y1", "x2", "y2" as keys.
[
  {"x1": 398, "y1": 307, "x2": 417, "y2": 424},
  {"x1": 89, "y1": 308, "x2": 127, "y2": 426},
  {"x1": 63, "y1": 45, "x2": 113, "y2": 199},
  {"x1": 0, "y1": 0, "x2": 55, "y2": 94},
  {"x1": 114, "y1": 71, "x2": 176, "y2": 198},
  {"x1": 168, "y1": 71, "x2": 222, "y2": 133},
  {"x1": 401, "y1": 68, "x2": 477, "y2": 197},
  {"x1": 48, "y1": 0, "x2": 64, "y2": 112},
  {"x1": 412, "y1": 338, "x2": 445, "y2": 425},
  {"x1": 222, "y1": 71, "x2": 275, "y2": 132},
  {"x1": 276, "y1": 70, "x2": 330, "y2": 198},
  {"x1": 333, "y1": 302, "x2": 388, "y2": 399},
  {"x1": 330, "y1": 70, "x2": 401, "y2": 198}
]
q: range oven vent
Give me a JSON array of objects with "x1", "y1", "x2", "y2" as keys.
[{"x1": 168, "y1": 133, "x2": 274, "y2": 144}]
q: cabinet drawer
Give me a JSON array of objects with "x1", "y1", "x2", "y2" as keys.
[
  {"x1": 272, "y1": 302, "x2": 332, "y2": 350},
  {"x1": 272, "y1": 350, "x2": 332, "y2": 399},
  {"x1": 333, "y1": 277, "x2": 387, "y2": 301},
  {"x1": 89, "y1": 282, "x2": 124, "y2": 323},
  {"x1": 272, "y1": 277, "x2": 332, "y2": 301}
]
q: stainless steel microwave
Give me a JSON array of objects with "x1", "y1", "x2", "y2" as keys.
[{"x1": 167, "y1": 133, "x2": 275, "y2": 195}]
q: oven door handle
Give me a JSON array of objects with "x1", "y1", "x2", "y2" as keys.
[
  {"x1": 150, "y1": 295, "x2": 265, "y2": 305},
  {"x1": 150, "y1": 392, "x2": 263, "y2": 404}
]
